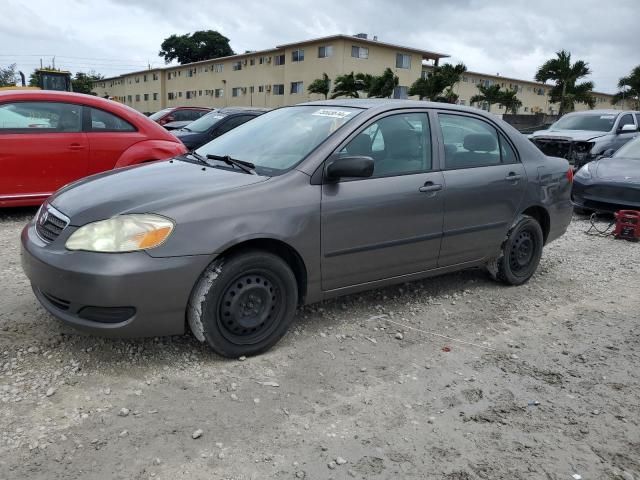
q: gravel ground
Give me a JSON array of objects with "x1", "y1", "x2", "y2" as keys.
[{"x1": 0, "y1": 208, "x2": 638, "y2": 480}]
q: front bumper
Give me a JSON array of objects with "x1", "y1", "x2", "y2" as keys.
[
  {"x1": 21, "y1": 222, "x2": 213, "y2": 338},
  {"x1": 572, "y1": 179, "x2": 640, "y2": 213}
]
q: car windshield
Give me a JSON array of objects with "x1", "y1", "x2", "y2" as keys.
[
  {"x1": 551, "y1": 113, "x2": 618, "y2": 132},
  {"x1": 613, "y1": 137, "x2": 640, "y2": 160},
  {"x1": 186, "y1": 112, "x2": 228, "y2": 133},
  {"x1": 195, "y1": 105, "x2": 362, "y2": 175},
  {"x1": 149, "y1": 108, "x2": 173, "y2": 121}
]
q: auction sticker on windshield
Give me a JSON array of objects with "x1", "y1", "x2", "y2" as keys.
[{"x1": 312, "y1": 109, "x2": 353, "y2": 118}]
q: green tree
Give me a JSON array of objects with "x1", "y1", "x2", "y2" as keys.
[
  {"x1": 499, "y1": 88, "x2": 523, "y2": 114},
  {"x1": 613, "y1": 65, "x2": 640, "y2": 110},
  {"x1": 331, "y1": 72, "x2": 365, "y2": 99},
  {"x1": 408, "y1": 62, "x2": 466, "y2": 101},
  {"x1": 0, "y1": 63, "x2": 17, "y2": 87},
  {"x1": 355, "y1": 73, "x2": 375, "y2": 93},
  {"x1": 535, "y1": 50, "x2": 595, "y2": 115},
  {"x1": 470, "y1": 84, "x2": 504, "y2": 112},
  {"x1": 72, "y1": 71, "x2": 104, "y2": 95},
  {"x1": 367, "y1": 68, "x2": 399, "y2": 98},
  {"x1": 307, "y1": 73, "x2": 331, "y2": 99},
  {"x1": 159, "y1": 30, "x2": 234, "y2": 64}
]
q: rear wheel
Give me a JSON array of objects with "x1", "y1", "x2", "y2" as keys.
[
  {"x1": 486, "y1": 215, "x2": 544, "y2": 286},
  {"x1": 187, "y1": 250, "x2": 298, "y2": 357}
]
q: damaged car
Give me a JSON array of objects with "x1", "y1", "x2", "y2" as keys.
[
  {"x1": 21, "y1": 100, "x2": 574, "y2": 357},
  {"x1": 530, "y1": 110, "x2": 640, "y2": 170}
]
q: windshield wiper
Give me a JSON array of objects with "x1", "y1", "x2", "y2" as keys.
[
  {"x1": 183, "y1": 151, "x2": 208, "y2": 164},
  {"x1": 206, "y1": 154, "x2": 256, "y2": 175}
]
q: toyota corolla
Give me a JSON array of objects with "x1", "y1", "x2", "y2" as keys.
[{"x1": 21, "y1": 100, "x2": 573, "y2": 357}]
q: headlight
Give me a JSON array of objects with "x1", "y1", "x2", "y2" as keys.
[
  {"x1": 575, "y1": 164, "x2": 592, "y2": 180},
  {"x1": 65, "y1": 214, "x2": 174, "y2": 252}
]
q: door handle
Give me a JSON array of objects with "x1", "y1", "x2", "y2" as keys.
[
  {"x1": 69, "y1": 144, "x2": 85, "y2": 151},
  {"x1": 419, "y1": 182, "x2": 443, "y2": 193},
  {"x1": 505, "y1": 172, "x2": 522, "y2": 181}
]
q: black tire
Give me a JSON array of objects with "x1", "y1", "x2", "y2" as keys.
[
  {"x1": 486, "y1": 215, "x2": 544, "y2": 286},
  {"x1": 187, "y1": 250, "x2": 298, "y2": 358}
]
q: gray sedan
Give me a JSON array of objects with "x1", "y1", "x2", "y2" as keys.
[{"x1": 21, "y1": 100, "x2": 573, "y2": 357}]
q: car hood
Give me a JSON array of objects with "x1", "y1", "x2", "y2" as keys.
[
  {"x1": 595, "y1": 158, "x2": 640, "y2": 181},
  {"x1": 50, "y1": 159, "x2": 269, "y2": 226},
  {"x1": 531, "y1": 129, "x2": 608, "y2": 142}
]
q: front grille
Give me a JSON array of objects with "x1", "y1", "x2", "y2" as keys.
[
  {"x1": 35, "y1": 205, "x2": 70, "y2": 243},
  {"x1": 41, "y1": 291, "x2": 71, "y2": 311}
]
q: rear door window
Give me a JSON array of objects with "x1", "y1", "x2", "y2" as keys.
[
  {"x1": 89, "y1": 107, "x2": 136, "y2": 132},
  {"x1": 619, "y1": 114, "x2": 635, "y2": 129},
  {"x1": 438, "y1": 114, "x2": 517, "y2": 169},
  {"x1": 0, "y1": 102, "x2": 81, "y2": 132},
  {"x1": 214, "y1": 115, "x2": 256, "y2": 136}
]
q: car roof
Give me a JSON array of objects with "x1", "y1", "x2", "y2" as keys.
[
  {"x1": 298, "y1": 98, "x2": 505, "y2": 119},
  {"x1": 562, "y1": 109, "x2": 639, "y2": 116},
  {"x1": 170, "y1": 106, "x2": 212, "y2": 111}
]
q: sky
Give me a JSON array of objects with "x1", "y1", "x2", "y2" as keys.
[{"x1": 1, "y1": 0, "x2": 638, "y2": 93}]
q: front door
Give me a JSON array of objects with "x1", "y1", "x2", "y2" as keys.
[
  {"x1": 321, "y1": 111, "x2": 444, "y2": 291},
  {"x1": 435, "y1": 112, "x2": 527, "y2": 266},
  {"x1": 0, "y1": 101, "x2": 88, "y2": 204}
]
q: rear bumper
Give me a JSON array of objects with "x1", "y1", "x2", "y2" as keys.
[{"x1": 21, "y1": 222, "x2": 212, "y2": 338}]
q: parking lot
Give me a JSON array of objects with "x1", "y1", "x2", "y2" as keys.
[{"x1": 0, "y1": 209, "x2": 639, "y2": 479}]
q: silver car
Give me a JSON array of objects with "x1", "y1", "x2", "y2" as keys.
[{"x1": 21, "y1": 100, "x2": 573, "y2": 357}]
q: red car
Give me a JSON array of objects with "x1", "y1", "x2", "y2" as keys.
[
  {"x1": 0, "y1": 91, "x2": 187, "y2": 207},
  {"x1": 148, "y1": 107, "x2": 211, "y2": 126}
]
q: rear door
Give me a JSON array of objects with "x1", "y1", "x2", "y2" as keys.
[
  {"x1": 321, "y1": 110, "x2": 444, "y2": 291},
  {"x1": 435, "y1": 112, "x2": 527, "y2": 266},
  {"x1": 85, "y1": 106, "x2": 146, "y2": 174},
  {"x1": 0, "y1": 101, "x2": 88, "y2": 203}
]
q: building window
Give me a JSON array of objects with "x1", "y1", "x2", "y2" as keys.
[
  {"x1": 213, "y1": 63, "x2": 223, "y2": 73},
  {"x1": 273, "y1": 84, "x2": 285, "y2": 95},
  {"x1": 168, "y1": 92, "x2": 174, "y2": 100},
  {"x1": 290, "y1": 81, "x2": 303, "y2": 94},
  {"x1": 134, "y1": 94, "x2": 140, "y2": 102},
  {"x1": 232, "y1": 87, "x2": 243, "y2": 97},
  {"x1": 462, "y1": 76, "x2": 468, "y2": 82},
  {"x1": 259, "y1": 56, "x2": 270, "y2": 64},
  {"x1": 291, "y1": 49, "x2": 304, "y2": 62},
  {"x1": 524, "y1": 106, "x2": 529, "y2": 112},
  {"x1": 143, "y1": 74, "x2": 147, "y2": 82},
  {"x1": 127, "y1": 95, "x2": 132, "y2": 102},
  {"x1": 153, "y1": 73, "x2": 158, "y2": 81},
  {"x1": 198, "y1": 90, "x2": 202, "y2": 96},
  {"x1": 153, "y1": 93, "x2": 158, "y2": 101},
  {"x1": 395, "y1": 53, "x2": 411, "y2": 69},
  {"x1": 135, "y1": 77, "x2": 140, "y2": 83},
  {"x1": 250, "y1": 58, "x2": 255, "y2": 66},
  {"x1": 274, "y1": 54, "x2": 285, "y2": 66},
  {"x1": 178, "y1": 91, "x2": 182, "y2": 97},
  {"x1": 215, "y1": 89, "x2": 224, "y2": 98},
  {"x1": 143, "y1": 93, "x2": 149, "y2": 101},
  {"x1": 393, "y1": 86, "x2": 408, "y2": 99},
  {"x1": 351, "y1": 46, "x2": 369, "y2": 59},
  {"x1": 318, "y1": 45, "x2": 333, "y2": 58},
  {"x1": 232, "y1": 61, "x2": 242, "y2": 71},
  {"x1": 258, "y1": 85, "x2": 264, "y2": 93}
]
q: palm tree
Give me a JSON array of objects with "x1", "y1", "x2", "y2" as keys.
[
  {"x1": 368, "y1": 68, "x2": 399, "y2": 98},
  {"x1": 499, "y1": 88, "x2": 523, "y2": 114},
  {"x1": 307, "y1": 73, "x2": 331, "y2": 99},
  {"x1": 535, "y1": 50, "x2": 595, "y2": 115},
  {"x1": 408, "y1": 62, "x2": 466, "y2": 101},
  {"x1": 613, "y1": 65, "x2": 640, "y2": 110},
  {"x1": 331, "y1": 72, "x2": 364, "y2": 99},
  {"x1": 470, "y1": 84, "x2": 503, "y2": 112}
]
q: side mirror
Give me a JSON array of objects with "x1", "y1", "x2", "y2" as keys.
[
  {"x1": 326, "y1": 156, "x2": 374, "y2": 180},
  {"x1": 618, "y1": 123, "x2": 638, "y2": 133}
]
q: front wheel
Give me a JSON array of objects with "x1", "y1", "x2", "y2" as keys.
[
  {"x1": 486, "y1": 215, "x2": 544, "y2": 286},
  {"x1": 187, "y1": 250, "x2": 298, "y2": 357}
]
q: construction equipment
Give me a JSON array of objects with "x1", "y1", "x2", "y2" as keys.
[{"x1": 0, "y1": 69, "x2": 72, "y2": 92}]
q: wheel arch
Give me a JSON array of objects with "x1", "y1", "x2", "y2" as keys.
[
  {"x1": 520, "y1": 205, "x2": 550, "y2": 244},
  {"x1": 216, "y1": 238, "x2": 308, "y2": 304}
]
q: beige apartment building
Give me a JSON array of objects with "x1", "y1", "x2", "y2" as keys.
[
  {"x1": 93, "y1": 33, "x2": 630, "y2": 115},
  {"x1": 422, "y1": 67, "x2": 630, "y2": 115},
  {"x1": 92, "y1": 34, "x2": 447, "y2": 113}
]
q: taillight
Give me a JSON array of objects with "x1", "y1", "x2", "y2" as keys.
[{"x1": 566, "y1": 168, "x2": 574, "y2": 183}]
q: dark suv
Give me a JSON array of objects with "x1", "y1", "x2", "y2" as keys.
[
  {"x1": 171, "y1": 107, "x2": 268, "y2": 150},
  {"x1": 530, "y1": 110, "x2": 640, "y2": 169}
]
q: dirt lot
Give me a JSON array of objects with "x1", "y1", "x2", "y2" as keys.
[{"x1": 0, "y1": 208, "x2": 638, "y2": 480}]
